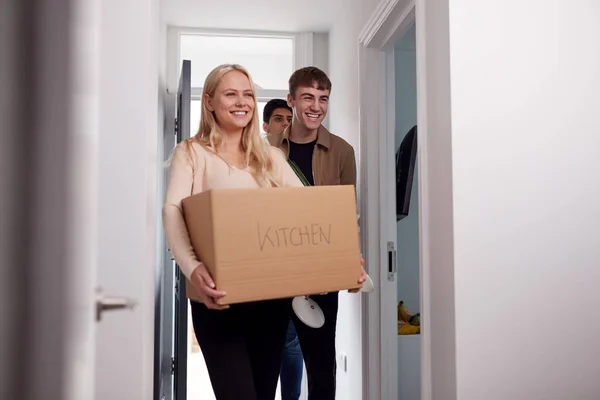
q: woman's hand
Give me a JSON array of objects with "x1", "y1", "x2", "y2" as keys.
[
  {"x1": 348, "y1": 257, "x2": 367, "y2": 293},
  {"x1": 190, "y1": 263, "x2": 229, "y2": 310}
]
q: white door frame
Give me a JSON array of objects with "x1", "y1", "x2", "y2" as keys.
[{"x1": 358, "y1": 1, "x2": 440, "y2": 399}]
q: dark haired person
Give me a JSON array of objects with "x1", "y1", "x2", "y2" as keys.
[
  {"x1": 263, "y1": 98, "x2": 293, "y2": 137},
  {"x1": 269, "y1": 66, "x2": 365, "y2": 400}
]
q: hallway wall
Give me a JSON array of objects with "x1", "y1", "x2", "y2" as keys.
[
  {"x1": 327, "y1": 0, "x2": 382, "y2": 398},
  {"x1": 416, "y1": 1, "x2": 600, "y2": 398},
  {"x1": 448, "y1": 2, "x2": 600, "y2": 398}
]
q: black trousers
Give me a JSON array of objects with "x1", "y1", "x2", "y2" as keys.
[
  {"x1": 292, "y1": 291, "x2": 339, "y2": 400},
  {"x1": 191, "y1": 299, "x2": 290, "y2": 400}
]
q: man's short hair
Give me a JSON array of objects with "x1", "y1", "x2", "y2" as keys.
[
  {"x1": 288, "y1": 66, "x2": 332, "y2": 98},
  {"x1": 263, "y1": 99, "x2": 292, "y2": 123}
]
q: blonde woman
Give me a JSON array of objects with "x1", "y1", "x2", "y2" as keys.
[{"x1": 162, "y1": 64, "x2": 303, "y2": 399}]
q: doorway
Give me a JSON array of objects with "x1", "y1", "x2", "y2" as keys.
[
  {"x1": 158, "y1": 26, "x2": 312, "y2": 397},
  {"x1": 359, "y1": 0, "x2": 457, "y2": 399},
  {"x1": 393, "y1": 23, "x2": 421, "y2": 400},
  {"x1": 357, "y1": 1, "x2": 433, "y2": 399}
]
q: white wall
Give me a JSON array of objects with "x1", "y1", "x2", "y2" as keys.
[
  {"x1": 313, "y1": 32, "x2": 330, "y2": 73},
  {"x1": 444, "y1": 1, "x2": 600, "y2": 399},
  {"x1": 157, "y1": 4, "x2": 168, "y2": 262},
  {"x1": 314, "y1": 32, "x2": 329, "y2": 127},
  {"x1": 312, "y1": 32, "x2": 331, "y2": 129},
  {"x1": 416, "y1": 0, "x2": 457, "y2": 397},
  {"x1": 328, "y1": 0, "x2": 381, "y2": 398},
  {"x1": 157, "y1": 5, "x2": 169, "y2": 284},
  {"x1": 95, "y1": 0, "x2": 160, "y2": 399},
  {"x1": 329, "y1": 0, "x2": 380, "y2": 153}
]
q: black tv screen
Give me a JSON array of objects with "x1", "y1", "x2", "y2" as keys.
[{"x1": 396, "y1": 125, "x2": 418, "y2": 221}]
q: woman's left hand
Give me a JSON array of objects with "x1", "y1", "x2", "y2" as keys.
[{"x1": 348, "y1": 257, "x2": 367, "y2": 293}]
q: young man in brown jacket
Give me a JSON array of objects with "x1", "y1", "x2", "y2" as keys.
[{"x1": 269, "y1": 66, "x2": 363, "y2": 400}]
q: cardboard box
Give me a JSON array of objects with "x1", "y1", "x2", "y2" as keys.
[{"x1": 181, "y1": 185, "x2": 362, "y2": 305}]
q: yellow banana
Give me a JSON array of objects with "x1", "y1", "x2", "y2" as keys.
[
  {"x1": 397, "y1": 301, "x2": 413, "y2": 322},
  {"x1": 398, "y1": 322, "x2": 420, "y2": 335}
]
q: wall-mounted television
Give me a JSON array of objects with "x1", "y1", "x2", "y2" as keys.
[{"x1": 396, "y1": 125, "x2": 418, "y2": 221}]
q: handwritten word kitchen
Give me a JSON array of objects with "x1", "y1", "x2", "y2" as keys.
[{"x1": 257, "y1": 223, "x2": 332, "y2": 251}]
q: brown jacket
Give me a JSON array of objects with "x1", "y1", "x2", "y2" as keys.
[{"x1": 268, "y1": 125, "x2": 357, "y2": 187}]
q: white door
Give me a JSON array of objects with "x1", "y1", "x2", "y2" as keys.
[
  {"x1": 65, "y1": 0, "x2": 161, "y2": 399},
  {"x1": 96, "y1": 0, "x2": 160, "y2": 399},
  {"x1": 63, "y1": 0, "x2": 101, "y2": 398},
  {"x1": 2, "y1": 0, "x2": 160, "y2": 399}
]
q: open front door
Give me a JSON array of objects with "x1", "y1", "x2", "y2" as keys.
[
  {"x1": 174, "y1": 59, "x2": 192, "y2": 400},
  {"x1": 156, "y1": 59, "x2": 192, "y2": 400}
]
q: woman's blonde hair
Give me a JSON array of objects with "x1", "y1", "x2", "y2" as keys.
[{"x1": 183, "y1": 64, "x2": 280, "y2": 187}]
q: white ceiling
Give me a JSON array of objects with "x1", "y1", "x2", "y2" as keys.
[{"x1": 161, "y1": 0, "x2": 344, "y2": 32}]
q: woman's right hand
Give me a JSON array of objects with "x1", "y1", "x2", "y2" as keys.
[{"x1": 189, "y1": 263, "x2": 229, "y2": 310}]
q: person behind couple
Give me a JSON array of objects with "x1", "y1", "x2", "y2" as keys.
[
  {"x1": 269, "y1": 66, "x2": 363, "y2": 400},
  {"x1": 262, "y1": 98, "x2": 303, "y2": 400},
  {"x1": 162, "y1": 64, "x2": 304, "y2": 400},
  {"x1": 263, "y1": 98, "x2": 292, "y2": 138}
]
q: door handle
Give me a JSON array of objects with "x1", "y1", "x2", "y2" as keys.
[{"x1": 96, "y1": 289, "x2": 137, "y2": 321}]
